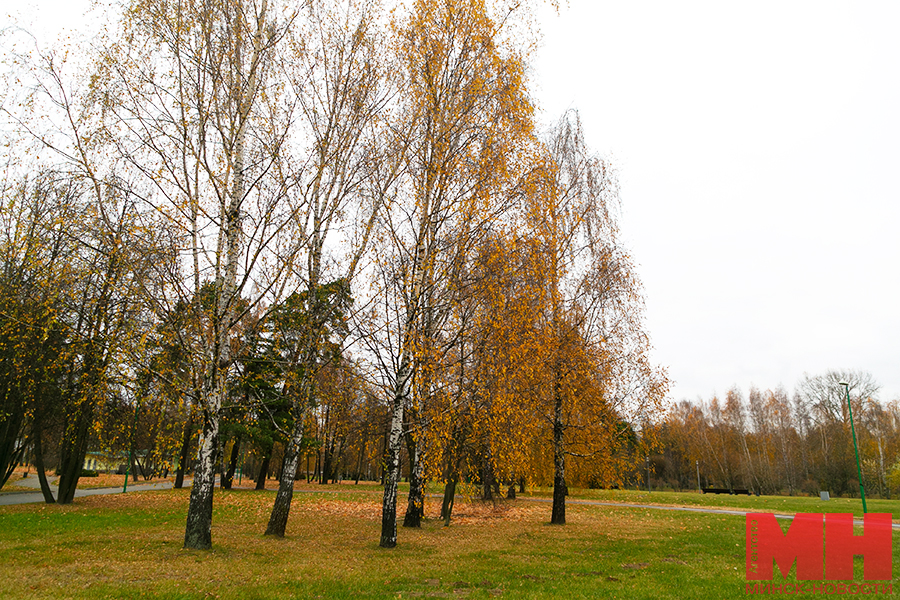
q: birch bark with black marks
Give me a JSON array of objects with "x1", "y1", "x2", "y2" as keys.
[{"x1": 380, "y1": 358, "x2": 411, "y2": 547}]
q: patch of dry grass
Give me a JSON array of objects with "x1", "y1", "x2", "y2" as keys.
[
  {"x1": 75, "y1": 473, "x2": 157, "y2": 489},
  {"x1": 2, "y1": 487, "x2": 896, "y2": 599}
]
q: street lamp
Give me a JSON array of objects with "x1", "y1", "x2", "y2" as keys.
[
  {"x1": 646, "y1": 454, "x2": 651, "y2": 493},
  {"x1": 839, "y1": 380, "x2": 866, "y2": 514},
  {"x1": 123, "y1": 399, "x2": 140, "y2": 494}
]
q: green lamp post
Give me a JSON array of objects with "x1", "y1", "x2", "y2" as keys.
[
  {"x1": 123, "y1": 400, "x2": 140, "y2": 494},
  {"x1": 839, "y1": 380, "x2": 866, "y2": 514}
]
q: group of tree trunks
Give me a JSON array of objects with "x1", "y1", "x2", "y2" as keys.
[{"x1": 0, "y1": 0, "x2": 666, "y2": 550}]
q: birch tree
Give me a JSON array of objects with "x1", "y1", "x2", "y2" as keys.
[
  {"x1": 526, "y1": 111, "x2": 667, "y2": 524},
  {"x1": 94, "y1": 0, "x2": 307, "y2": 549},
  {"x1": 365, "y1": 0, "x2": 534, "y2": 548},
  {"x1": 263, "y1": 0, "x2": 396, "y2": 538},
  {"x1": 798, "y1": 370, "x2": 880, "y2": 495}
]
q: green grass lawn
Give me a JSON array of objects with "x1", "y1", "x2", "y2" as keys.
[
  {"x1": 0, "y1": 487, "x2": 896, "y2": 599},
  {"x1": 545, "y1": 487, "x2": 900, "y2": 520}
]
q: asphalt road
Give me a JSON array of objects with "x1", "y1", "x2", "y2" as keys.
[
  {"x1": 0, "y1": 475, "x2": 179, "y2": 506},
  {"x1": 2, "y1": 478, "x2": 896, "y2": 531}
]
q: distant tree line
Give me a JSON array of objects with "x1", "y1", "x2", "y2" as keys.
[{"x1": 645, "y1": 369, "x2": 899, "y2": 499}]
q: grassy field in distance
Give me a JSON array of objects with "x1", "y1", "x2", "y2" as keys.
[{"x1": 541, "y1": 487, "x2": 900, "y2": 521}]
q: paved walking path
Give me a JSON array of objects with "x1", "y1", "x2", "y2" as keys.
[
  {"x1": 2, "y1": 478, "x2": 896, "y2": 531},
  {"x1": 0, "y1": 475, "x2": 178, "y2": 506}
]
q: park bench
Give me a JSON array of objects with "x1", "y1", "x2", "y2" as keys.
[{"x1": 701, "y1": 487, "x2": 751, "y2": 495}]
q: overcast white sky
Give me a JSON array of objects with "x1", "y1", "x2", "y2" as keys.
[
  {"x1": 7, "y1": 0, "x2": 900, "y2": 403},
  {"x1": 533, "y1": 1, "x2": 900, "y2": 403}
]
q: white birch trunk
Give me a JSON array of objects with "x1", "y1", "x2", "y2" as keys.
[{"x1": 380, "y1": 359, "x2": 410, "y2": 548}]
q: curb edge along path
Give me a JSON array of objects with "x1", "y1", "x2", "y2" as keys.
[{"x1": 517, "y1": 496, "x2": 900, "y2": 530}]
